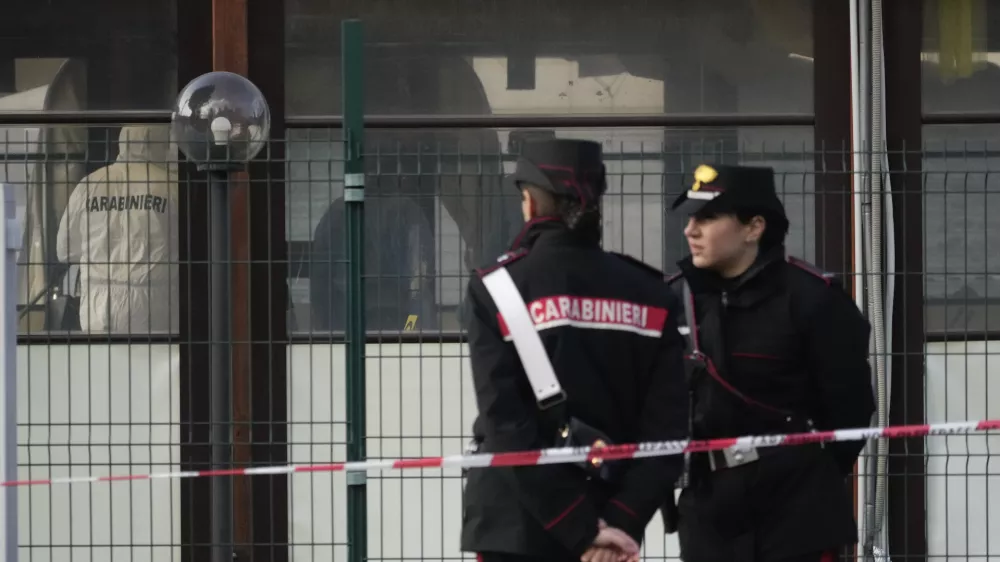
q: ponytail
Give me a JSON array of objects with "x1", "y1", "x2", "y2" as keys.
[
  {"x1": 522, "y1": 183, "x2": 603, "y2": 245},
  {"x1": 557, "y1": 198, "x2": 602, "y2": 245}
]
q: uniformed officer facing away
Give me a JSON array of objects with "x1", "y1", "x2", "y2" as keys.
[
  {"x1": 461, "y1": 139, "x2": 689, "y2": 562},
  {"x1": 665, "y1": 164, "x2": 876, "y2": 562}
]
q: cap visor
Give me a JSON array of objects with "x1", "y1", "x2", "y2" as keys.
[
  {"x1": 670, "y1": 193, "x2": 709, "y2": 216},
  {"x1": 509, "y1": 158, "x2": 555, "y2": 192},
  {"x1": 672, "y1": 189, "x2": 738, "y2": 217}
]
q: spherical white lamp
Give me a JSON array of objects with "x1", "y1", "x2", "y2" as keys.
[{"x1": 170, "y1": 71, "x2": 271, "y2": 170}]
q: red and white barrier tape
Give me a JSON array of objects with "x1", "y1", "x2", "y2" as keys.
[{"x1": 4, "y1": 419, "x2": 999, "y2": 488}]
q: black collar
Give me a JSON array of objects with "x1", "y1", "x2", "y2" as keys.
[
  {"x1": 677, "y1": 245, "x2": 786, "y2": 299},
  {"x1": 508, "y1": 217, "x2": 600, "y2": 252}
]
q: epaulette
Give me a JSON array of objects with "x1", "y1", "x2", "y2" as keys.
[
  {"x1": 474, "y1": 248, "x2": 529, "y2": 277},
  {"x1": 786, "y1": 256, "x2": 834, "y2": 286},
  {"x1": 609, "y1": 251, "x2": 664, "y2": 278}
]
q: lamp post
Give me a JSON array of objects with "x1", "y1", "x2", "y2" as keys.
[{"x1": 171, "y1": 71, "x2": 271, "y2": 562}]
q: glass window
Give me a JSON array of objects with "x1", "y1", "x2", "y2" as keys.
[
  {"x1": 285, "y1": 0, "x2": 813, "y2": 116},
  {"x1": 284, "y1": 0, "x2": 817, "y2": 336},
  {"x1": 923, "y1": 124, "x2": 1000, "y2": 336},
  {"x1": 286, "y1": 126, "x2": 815, "y2": 336},
  {"x1": 0, "y1": 124, "x2": 180, "y2": 336},
  {"x1": 922, "y1": 0, "x2": 1000, "y2": 113},
  {"x1": 286, "y1": 127, "x2": 514, "y2": 335},
  {"x1": 0, "y1": 1, "x2": 178, "y2": 112},
  {"x1": 0, "y1": 2, "x2": 179, "y2": 336}
]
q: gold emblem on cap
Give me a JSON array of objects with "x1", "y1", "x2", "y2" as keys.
[{"x1": 691, "y1": 165, "x2": 718, "y2": 192}]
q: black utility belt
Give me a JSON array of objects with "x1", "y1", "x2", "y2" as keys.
[
  {"x1": 705, "y1": 446, "x2": 768, "y2": 471},
  {"x1": 463, "y1": 417, "x2": 623, "y2": 484},
  {"x1": 700, "y1": 440, "x2": 824, "y2": 472}
]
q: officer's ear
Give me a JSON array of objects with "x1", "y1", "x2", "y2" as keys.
[
  {"x1": 519, "y1": 187, "x2": 532, "y2": 220},
  {"x1": 521, "y1": 184, "x2": 555, "y2": 220},
  {"x1": 743, "y1": 215, "x2": 767, "y2": 245}
]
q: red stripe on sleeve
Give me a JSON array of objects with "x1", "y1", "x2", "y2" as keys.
[{"x1": 543, "y1": 495, "x2": 586, "y2": 530}]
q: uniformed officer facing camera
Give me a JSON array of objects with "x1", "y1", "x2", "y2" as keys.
[
  {"x1": 664, "y1": 164, "x2": 876, "y2": 562},
  {"x1": 461, "y1": 139, "x2": 689, "y2": 562}
]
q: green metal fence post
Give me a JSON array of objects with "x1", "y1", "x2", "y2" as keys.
[{"x1": 342, "y1": 18, "x2": 368, "y2": 562}]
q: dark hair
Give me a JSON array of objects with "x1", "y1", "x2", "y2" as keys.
[
  {"x1": 524, "y1": 185, "x2": 602, "y2": 244},
  {"x1": 734, "y1": 208, "x2": 789, "y2": 250},
  {"x1": 557, "y1": 198, "x2": 602, "y2": 244}
]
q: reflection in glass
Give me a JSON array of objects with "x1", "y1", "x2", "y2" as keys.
[
  {"x1": 0, "y1": 120, "x2": 181, "y2": 336},
  {"x1": 1, "y1": 1, "x2": 177, "y2": 111},
  {"x1": 309, "y1": 193, "x2": 436, "y2": 333},
  {"x1": 921, "y1": 0, "x2": 1000, "y2": 113},
  {"x1": 286, "y1": 127, "x2": 815, "y2": 335},
  {"x1": 285, "y1": 1, "x2": 814, "y2": 117},
  {"x1": 1, "y1": 3, "x2": 179, "y2": 334},
  {"x1": 286, "y1": 128, "x2": 521, "y2": 334},
  {"x1": 923, "y1": 124, "x2": 1000, "y2": 335},
  {"x1": 0, "y1": 59, "x2": 89, "y2": 333}
]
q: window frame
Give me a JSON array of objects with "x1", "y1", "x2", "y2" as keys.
[{"x1": 282, "y1": 2, "x2": 826, "y2": 340}]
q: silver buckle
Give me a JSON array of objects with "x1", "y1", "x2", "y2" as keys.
[
  {"x1": 709, "y1": 445, "x2": 760, "y2": 471},
  {"x1": 538, "y1": 389, "x2": 567, "y2": 410}
]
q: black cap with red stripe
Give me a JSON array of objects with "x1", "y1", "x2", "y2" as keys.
[
  {"x1": 671, "y1": 164, "x2": 785, "y2": 219},
  {"x1": 509, "y1": 138, "x2": 607, "y2": 203}
]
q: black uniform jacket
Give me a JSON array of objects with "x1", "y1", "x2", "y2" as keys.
[
  {"x1": 461, "y1": 218, "x2": 689, "y2": 559},
  {"x1": 668, "y1": 245, "x2": 876, "y2": 560}
]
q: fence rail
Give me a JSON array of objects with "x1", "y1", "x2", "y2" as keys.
[
  {"x1": 0, "y1": 111, "x2": 815, "y2": 128},
  {"x1": 3, "y1": 110, "x2": 999, "y2": 127}
]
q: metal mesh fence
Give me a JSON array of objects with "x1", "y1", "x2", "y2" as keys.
[
  {"x1": 287, "y1": 127, "x2": 817, "y2": 336},
  {"x1": 0, "y1": 121, "x2": 998, "y2": 562},
  {"x1": 0, "y1": 124, "x2": 178, "y2": 337}
]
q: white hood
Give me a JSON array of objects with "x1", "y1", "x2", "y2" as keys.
[{"x1": 117, "y1": 124, "x2": 173, "y2": 165}]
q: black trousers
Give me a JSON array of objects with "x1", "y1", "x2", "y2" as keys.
[
  {"x1": 679, "y1": 532, "x2": 844, "y2": 562},
  {"x1": 677, "y1": 447, "x2": 857, "y2": 562},
  {"x1": 772, "y1": 551, "x2": 839, "y2": 562},
  {"x1": 477, "y1": 553, "x2": 575, "y2": 562},
  {"x1": 478, "y1": 551, "x2": 839, "y2": 562}
]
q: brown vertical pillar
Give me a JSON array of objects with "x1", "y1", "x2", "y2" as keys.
[
  {"x1": 177, "y1": 1, "x2": 213, "y2": 561},
  {"x1": 812, "y1": 3, "x2": 855, "y2": 560},
  {"x1": 246, "y1": 0, "x2": 288, "y2": 559},
  {"x1": 882, "y1": 0, "x2": 927, "y2": 560},
  {"x1": 212, "y1": 0, "x2": 249, "y2": 75},
  {"x1": 813, "y1": 0, "x2": 853, "y2": 278},
  {"x1": 209, "y1": 0, "x2": 290, "y2": 560},
  {"x1": 210, "y1": 0, "x2": 253, "y2": 558}
]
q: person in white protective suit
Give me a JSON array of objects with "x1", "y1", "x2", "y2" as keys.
[{"x1": 56, "y1": 124, "x2": 179, "y2": 333}]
